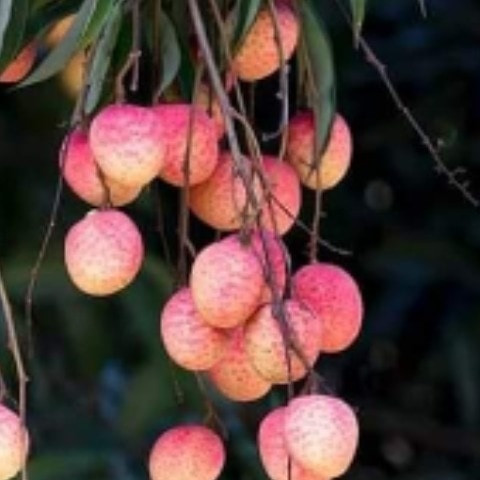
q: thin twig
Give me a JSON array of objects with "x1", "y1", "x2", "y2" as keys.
[{"x1": 418, "y1": 0, "x2": 428, "y2": 18}]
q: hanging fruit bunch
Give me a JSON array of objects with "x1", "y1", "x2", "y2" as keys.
[{"x1": 0, "y1": 0, "x2": 369, "y2": 479}]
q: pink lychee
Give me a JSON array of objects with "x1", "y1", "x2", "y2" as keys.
[
  {"x1": 207, "y1": 327, "x2": 271, "y2": 402},
  {"x1": 190, "y1": 234, "x2": 264, "y2": 329},
  {"x1": 155, "y1": 104, "x2": 219, "y2": 186},
  {"x1": 149, "y1": 424, "x2": 225, "y2": 480},
  {"x1": 232, "y1": 2, "x2": 299, "y2": 81},
  {"x1": 160, "y1": 288, "x2": 229, "y2": 371},
  {"x1": 287, "y1": 112, "x2": 352, "y2": 191},
  {"x1": 258, "y1": 406, "x2": 326, "y2": 480},
  {"x1": 89, "y1": 104, "x2": 166, "y2": 187},
  {"x1": 292, "y1": 263, "x2": 363, "y2": 353},
  {"x1": 0, "y1": 405, "x2": 29, "y2": 480},
  {"x1": 0, "y1": 44, "x2": 36, "y2": 83},
  {"x1": 245, "y1": 299, "x2": 321, "y2": 384},
  {"x1": 61, "y1": 129, "x2": 141, "y2": 206},
  {"x1": 285, "y1": 395, "x2": 359, "y2": 478},
  {"x1": 64, "y1": 209, "x2": 144, "y2": 296}
]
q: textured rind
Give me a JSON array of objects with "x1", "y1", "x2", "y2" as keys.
[
  {"x1": 0, "y1": 405, "x2": 29, "y2": 480},
  {"x1": 258, "y1": 407, "x2": 326, "y2": 480},
  {"x1": 207, "y1": 327, "x2": 271, "y2": 401},
  {"x1": 233, "y1": 3, "x2": 299, "y2": 81},
  {"x1": 160, "y1": 288, "x2": 228, "y2": 371},
  {"x1": 62, "y1": 129, "x2": 141, "y2": 206},
  {"x1": 0, "y1": 44, "x2": 36, "y2": 83},
  {"x1": 260, "y1": 156, "x2": 301, "y2": 235},
  {"x1": 149, "y1": 425, "x2": 225, "y2": 480},
  {"x1": 285, "y1": 395, "x2": 359, "y2": 478},
  {"x1": 190, "y1": 235, "x2": 263, "y2": 329},
  {"x1": 245, "y1": 300, "x2": 321, "y2": 384},
  {"x1": 89, "y1": 104, "x2": 166, "y2": 187},
  {"x1": 64, "y1": 209, "x2": 144, "y2": 296},
  {"x1": 292, "y1": 263, "x2": 363, "y2": 353},
  {"x1": 287, "y1": 112, "x2": 352, "y2": 190},
  {"x1": 155, "y1": 104, "x2": 219, "y2": 186},
  {"x1": 189, "y1": 152, "x2": 261, "y2": 231},
  {"x1": 194, "y1": 85, "x2": 226, "y2": 139}
]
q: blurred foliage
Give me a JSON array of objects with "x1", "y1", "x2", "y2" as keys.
[{"x1": 1, "y1": 0, "x2": 480, "y2": 479}]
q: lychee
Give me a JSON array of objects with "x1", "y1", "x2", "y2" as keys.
[
  {"x1": 190, "y1": 234, "x2": 264, "y2": 329},
  {"x1": 287, "y1": 112, "x2": 352, "y2": 191},
  {"x1": 258, "y1": 407, "x2": 325, "y2": 480},
  {"x1": 155, "y1": 104, "x2": 219, "y2": 186},
  {"x1": 64, "y1": 209, "x2": 144, "y2": 296},
  {"x1": 89, "y1": 104, "x2": 166, "y2": 187},
  {"x1": 232, "y1": 2, "x2": 299, "y2": 81},
  {"x1": 62, "y1": 129, "x2": 141, "y2": 206},
  {"x1": 149, "y1": 424, "x2": 225, "y2": 480},
  {"x1": 0, "y1": 405, "x2": 29, "y2": 480},
  {"x1": 207, "y1": 327, "x2": 271, "y2": 402},
  {"x1": 292, "y1": 263, "x2": 363, "y2": 353},
  {"x1": 245, "y1": 300, "x2": 321, "y2": 384},
  {"x1": 0, "y1": 44, "x2": 36, "y2": 83},
  {"x1": 284, "y1": 395, "x2": 359, "y2": 478},
  {"x1": 160, "y1": 288, "x2": 228, "y2": 371}
]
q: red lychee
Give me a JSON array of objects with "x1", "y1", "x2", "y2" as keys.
[
  {"x1": 89, "y1": 104, "x2": 166, "y2": 187},
  {"x1": 287, "y1": 112, "x2": 352, "y2": 191},
  {"x1": 285, "y1": 395, "x2": 359, "y2": 478},
  {"x1": 155, "y1": 104, "x2": 219, "y2": 186},
  {"x1": 64, "y1": 209, "x2": 144, "y2": 296},
  {"x1": 207, "y1": 327, "x2": 271, "y2": 402},
  {"x1": 149, "y1": 424, "x2": 225, "y2": 480},
  {"x1": 0, "y1": 44, "x2": 36, "y2": 83},
  {"x1": 292, "y1": 263, "x2": 363, "y2": 353}
]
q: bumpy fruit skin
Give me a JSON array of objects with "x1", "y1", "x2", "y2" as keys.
[
  {"x1": 89, "y1": 104, "x2": 166, "y2": 187},
  {"x1": 292, "y1": 263, "x2": 363, "y2": 353},
  {"x1": 285, "y1": 395, "x2": 359, "y2": 478},
  {"x1": 160, "y1": 288, "x2": 228, "y2": 371},
  {"x1": 194, "y1": 85, "x2": 225, "y2": 139},
  {"x1": 62, "y1": 129, "x2": 141, "y2": 206},
  {"x1": 260, "y1": 156, "x2": 301, "y2": 235},
  {"x1": 189, "y1": 152, "x2": 261, "y2": 231},
  {"x1": 287, "y1": 112, "x2": 352, "y2": 190},
  {"x1": 0, "y1": 405, "x2": 29, "y2": 480},
  {"x1": 155, "y1": 104, "x2": 219, "y2": 186},
  {"x1": 233, "y1": 2, "x2": 299, "y2": 81},
  {"x1": 64, "y1": 209, "x2": 144, "y2": 296},
  {"x1": 208, "y1": 327, "x2": 271, "y2": 401},
  {"x1": 245, "y1": 300, "x2": 321, "y2": 384},
  {"x1": 0, "y1": 44, "x2": 36, "y2": 83},
  {"x1": 149, "y1": 425, "x2": 225, "y2": 480},
  {"x1": 259, "y1": 407, "x2": 325, "y2": 480},
  {"x1": 190, "y1": 235, "x2": 263, "y2": 329}
]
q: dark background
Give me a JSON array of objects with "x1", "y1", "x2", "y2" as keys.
[{"x1": 1, "y1": 0, "x2": 480, "y2": 478}]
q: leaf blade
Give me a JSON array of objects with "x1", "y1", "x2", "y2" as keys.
[
  {"x1": 0, "y1": 0, "x2": 29, "y2": 73},
  {"x1": 350, "y1": 0, "x2": 367, "y2": 46}
]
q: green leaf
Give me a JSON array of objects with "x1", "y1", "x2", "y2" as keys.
[
  {"x1": 298, "y1": 0, "x2": 336, "y2": 160},
  {"x1": 0, "y1": 0, "x2": 29, "y2": 73},
  {"x1": 0, "y1": 0, "x2": 13, "y2": 56},
  {"x1": 80, "y1": 0, "x2": 116, "y2": 49},
  {"x1": 350, "y1": 0, "x2": 367, "y2": 46},
  {"x1": 18, "y1": 0, "x2": 100, "y2": 87},
  {"x1": 231, "y1": 0, "x2": 263, "y2": 48},
  {"x1": 84, "y1": 1, "x2": 123, "y2": 114}
]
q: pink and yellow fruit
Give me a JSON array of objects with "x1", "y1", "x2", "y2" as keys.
[
  {"x1": 285, "y1": 395, "x2": 359, "y2": 478},
  {"x1": 62, "y1": 129, "x2": 141, "y2": 206},
  {"x1": 292, "y1": 263, "x2": 363, "y2": 353},
  {"x1": 155, "y1": 104, "x2": 219, "y2": 186},
  {"x1": 149, "y1": 425, "x2": 225, "y2": 480},
  {"x1": 190, "y1": 234, "x2": 263, "y2": 329},
  {"x1": 258, "y1": 407, "x2": 325, "y2": 480},
  {"x1": 207, "y1": 327, "x2": 271, "y2": 402},
  {"x1": 287, "y1": 112, "x2": 352, "y2": 191},
  {"x1": 0, "y1": 44, "x2": 36, "y2": 84},
  {"x1": 232, "y1": 2, "x2": 299, "y2": 81},
  {"x1": 245, "y1": 299, "x2": 321, "y2": 384},
  {"x1": 45, "y1": 15, "x2": 75, "y2": 47},
  {"x1": 160, "y1": 288, "x2": 228, "y2": 371},
  {"x1": 0, "y1": 405, "x2": 29, "y2": 480},
  {"x1": 89, "y1": 104, "x2": 166, "y2": 188},
  {"x1": 64, "y1": 209, "x2": 144, "y2": 296}
]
